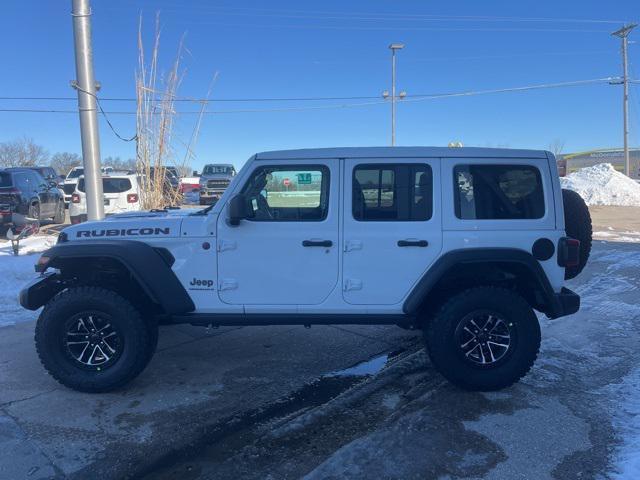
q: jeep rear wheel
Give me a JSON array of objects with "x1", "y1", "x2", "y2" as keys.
[
  {"x1": 35, "y1": 287, "x2": 153, "y2": 393},
  {"x1": 424, "y1": 286, "x2": 540, "y2": 391}
]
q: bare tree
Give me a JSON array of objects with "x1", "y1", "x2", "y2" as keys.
[
  {"x1": 0, "y1": 137, "x2": 49, "y2": 168},
  {"x1": 549, "y1": 139, "x2": 566, "y2": 156},
  {"x1": 103, "y1": 156, "x2": 136, "y2": 171},
  {"x1": 50, "y1": 152, "x2": 82, "y2": 176},
  {"x1": 135, "y1": 13, "x2": 212, "y2": 209}
]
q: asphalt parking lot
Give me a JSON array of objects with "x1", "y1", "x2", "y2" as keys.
[{"x1": 1, "y1": 207, "x2": 639, "y2": 479}]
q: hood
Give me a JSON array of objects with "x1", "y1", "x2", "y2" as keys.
[{"x1": 62, "y1": 209, "x2": 189, "y2": 241}]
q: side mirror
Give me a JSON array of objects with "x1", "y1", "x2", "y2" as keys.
[{"x1": 228, "y1": 194, "x2": 248, "y2": 226}]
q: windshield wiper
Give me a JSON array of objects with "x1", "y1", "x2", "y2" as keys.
[{"x1": 192, "y1": 204, "x2": 215, "y2": 216}]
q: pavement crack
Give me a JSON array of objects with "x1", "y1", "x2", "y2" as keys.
[{"x1": 0, "y1": 387, "x2": 59, "y2": 408}]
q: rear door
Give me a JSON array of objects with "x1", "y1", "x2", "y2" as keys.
[
  {"x1": 342, "y1": 158, "x2": 443, "y2": 305},
  {"x1": 441, "y1": 158, "x2": 563, "y2": 291}
]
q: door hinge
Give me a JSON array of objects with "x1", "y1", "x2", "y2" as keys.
[
  {"x1": 218, "y1": 279, "x2": 238, "y2": 291},
  {"x1": 344, "y1": 240, "x2": 363, "y2": 252},
  {"x1": 218, "y1": 240, "x2": 237, "y2": 252},
  {"x1": 343, "y1": 278, "x2": 363, "y2": 291}
]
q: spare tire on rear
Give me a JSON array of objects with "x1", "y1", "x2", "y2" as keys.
[{"x1": 562, "y1": 188, "x2": 592, "y2": 280}]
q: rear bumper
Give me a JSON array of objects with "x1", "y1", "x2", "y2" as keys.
[{"x1": 547, "y1": 287, "x2": 580, "y2": 319}]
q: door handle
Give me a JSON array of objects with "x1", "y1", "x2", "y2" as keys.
[
  {"x1": 397, "y1": 240, "x2": 429, "y2": 247},
  {"x1": 302, "y1": 240, "x2": 333, "y2": 247}
]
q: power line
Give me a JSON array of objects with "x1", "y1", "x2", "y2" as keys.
[
  {"x1": 0, "y1": 74, "x2": 622, "y2": 104},
  {"x1": 103, "y1": 4, "x2": 629, "y2": 25},
  {"x1": 0, "y1": 78, "x2": 620, "y2": 117},
  {"x1": 73, "y1": 85, "x2": 137, "y2": 142},
  {"x1": 0, "y1": 94, "x2": 388, "y2": 103},
  {"x1": 158, "y1": 21, "x2": 614, "y2": 34}
]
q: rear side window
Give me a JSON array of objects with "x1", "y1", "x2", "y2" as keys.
[
  {"x1": 0, "y1": 173, "x2": 12, "y2": 188},
  {"x1": 353, "y1": 164, "x2": 432, "y2": 221},
  {"x1": 454, "y1": 164, "x2": 544, "y2": 220},
  {"x1": 78, "y1": 178, "x2": 132, "y2": 193}
]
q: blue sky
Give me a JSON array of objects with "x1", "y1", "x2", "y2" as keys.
[{"x1": 1, "y1": 0, "x2": 639, "y2": 171}]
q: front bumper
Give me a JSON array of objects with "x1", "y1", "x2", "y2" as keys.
[
  {"x1": 19, "y1": 273, "x2": 62, "y2": 310},
  {"x1": 547, "y1": 287, "x2": 580, "y2": 319}
]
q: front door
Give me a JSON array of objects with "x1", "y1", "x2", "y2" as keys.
[
  {"x1": 342, "y1": 158, "x2": 443, "y2": 305},
  {"x1": 217, "y1": 160, "x2": 339, "y2": 305}
]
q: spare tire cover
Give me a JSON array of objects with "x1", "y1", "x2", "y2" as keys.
[{"x1": 562, "y1": 188, "x2": 592, "y2": 280}]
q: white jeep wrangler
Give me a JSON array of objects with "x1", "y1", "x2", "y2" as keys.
[{"x1": 20, "y1": 147, "x2": 591, "y2": 393}]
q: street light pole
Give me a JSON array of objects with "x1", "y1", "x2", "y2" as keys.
[
  {"x1": 389, "y1": 43, "x2": 404, "y2": 146},
  {"x1": 71, "y1": 0, "x2": 104, "y2": 220},
  {"x1": 612, "y1": 24, "x2": 637, "y2": 177}
]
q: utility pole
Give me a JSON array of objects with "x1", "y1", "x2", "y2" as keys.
[
  {"x1": 388, "y1": 43, "x2": 404, "y2": 146},
  {"x1": 611, "y1": 24, "x2": 637, "y2": 177},
  {"x1": 71, "y1": 0, "x2": 104, "y2": 220}
]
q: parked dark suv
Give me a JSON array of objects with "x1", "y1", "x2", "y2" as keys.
[
  {"x1": 27, "y1": 166, "x2": 65, "y2": 185},
  {"x1": 0, "y1": 168, "x2": 65, "y2": 224}
]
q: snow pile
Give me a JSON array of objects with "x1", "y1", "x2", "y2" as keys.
[
  {"x1": 0, "y1": 235, "x2": 56, "y2": 327},
  {"x1": 560, "y1": 163, "x2": 640, "y2": 206},
  {"x1": 0, "y1": 235, "x2": 56, "y2": 256}
]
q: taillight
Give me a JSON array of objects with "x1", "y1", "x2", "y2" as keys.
[
  {"x1": 127, "y1": 193, "x2": 138, "y2": 203},
  {"x1": 558, "y1": 237, "x2": 580, "y2": 268},
  {"x1": 71, "y1": 193, "x2": 80, "y2": 203}
]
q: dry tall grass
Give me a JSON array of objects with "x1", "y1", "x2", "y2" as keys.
[{"x1": 135, "y1": 14, "x2": 210, "y2": 210}]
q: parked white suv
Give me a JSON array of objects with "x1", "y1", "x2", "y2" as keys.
[
  {"x1": 69, "y1": 173, "x2": 141, "y2": 224},
  {"x1": 62, "y1": 166, "x2": 116, "y2": 206},
  {"x1": 21, "y1": 147, "x2": 592, "y2": 393}
]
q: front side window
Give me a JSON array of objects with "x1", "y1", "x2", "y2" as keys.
[
  {"x1": 454, "y1": 164, "x2": 544, "y2": 220},
  {"x1": 241, "y1": 165, "x2": 329, "y2": 221},
  {"x1": 353, "y1": 164, "x2": 433, "y2": 221}
]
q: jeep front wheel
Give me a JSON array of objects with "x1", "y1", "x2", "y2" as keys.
[
  {"x1": 35, "y1": 287, "x2": 153, "y2": 393},
  {"x1": 424, "y1": 286, "x2": 540, "y2": 391}
]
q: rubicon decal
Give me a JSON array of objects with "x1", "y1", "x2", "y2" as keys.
[{"x1": 75, "y1": 227, "x2": 171, "y2": 238}]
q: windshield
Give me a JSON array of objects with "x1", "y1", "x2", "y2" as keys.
[
  {"x1": 202, "y1": 165, "x2": 234, "y2": 175},
  {"x1": 67, "y1": 168, "x2": 84, "y2": 179}
]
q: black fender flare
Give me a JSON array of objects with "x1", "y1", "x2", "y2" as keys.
[
  {"x1": 403, "y1": 248, "x2": 567, "y2": 318},
  {"x1": 24, "y1": 240, "x2": 194, "y2": 314}
]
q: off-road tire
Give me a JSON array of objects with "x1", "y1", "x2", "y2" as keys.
[
  {"x1": 562, "y1": 188, "x2": 592, "y2": 280},
  {"x1": 35, "y1": 286, "x2": 152, "y2": 393},
  {"x1": 53, "y1": 200, "x2": 65, "y2": 224},
  {"x1": 424, "y1": 286, "x2": 540, "y2": 391}
]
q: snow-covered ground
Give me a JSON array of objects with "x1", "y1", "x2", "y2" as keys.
[
  {"x1": 561, "y1": 163, "x2": 640, "y2": 206},
  {"x1": 0, "y1": 235, "x2": 56, "y2": 327},
  {"x1": 594, "y1": 228, "x2": 640, "y2": 243}
]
